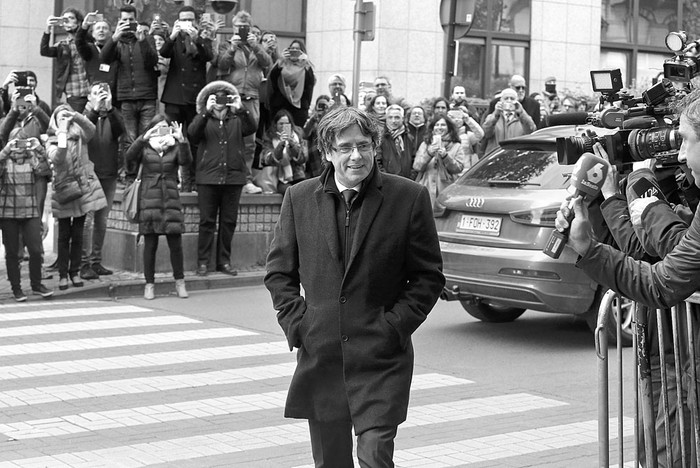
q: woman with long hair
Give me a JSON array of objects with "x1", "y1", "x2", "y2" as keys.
[
  {"x1": 125, "y1": 114, "x2": 191, "y2": 300},
  {"x1": 267, "y1": 39, "x2": 315, "y2": 127},
  {"x1": 412, "y1": 115, "x2": 464, "y2": 216},
  {"x1": 366, "y1": 93, "x2": 388, "y2": 124},
  {"x1": 47, "y1": 104, "x2": 107, "y2": 290},
  {"x1": 255, "y1": 109, "x2": 307, "y2": 194}
]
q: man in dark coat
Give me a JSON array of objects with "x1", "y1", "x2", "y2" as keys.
[{"x1": 264, "y1": 106, "x2": 445, "y2": 467}]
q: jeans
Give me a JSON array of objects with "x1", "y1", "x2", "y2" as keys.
[
  {"x1": 1, "y1": 218, "x2": 43, "y2": 291},
  {"x1": 196, "y1": 184, "x2": 243, "y2": 267},
  {"x1": 142, "y1": 233, "x2": 184, "y2": 283},
  {"x1": 165, "y1": 103, "x2": 198, "y2": 189},
  {"x1": 82, "y1": 178, "x2": 117, "y2": 265},
  {"x1": 57, "y1": 216, "x2": 86, "y2": 278},
  {"x1": 121, "y1": 99, "x2": 157, "y2": 151}
]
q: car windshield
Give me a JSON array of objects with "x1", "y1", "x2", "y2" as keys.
[{"x1": 457, "y1": 148, "x2": 571, "y2": 189}]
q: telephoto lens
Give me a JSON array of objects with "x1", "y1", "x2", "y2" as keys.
[{"x1": 628, "y1": 127, "x2": 682, "y2": 161}]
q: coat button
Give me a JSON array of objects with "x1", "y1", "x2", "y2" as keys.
[
  {"x1": 341, "y1": 335, "x2": 349, "y2": 342},
  {"x1": 339, "y1": 296, "x2": 346, "y2": 304}
]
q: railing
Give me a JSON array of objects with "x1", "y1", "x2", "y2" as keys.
[{"x1": 596, "y1": 289, "x2": 700, "y2": 467}]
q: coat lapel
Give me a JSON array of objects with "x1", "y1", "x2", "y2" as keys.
[
  {"x1": 314, "y1": 184, "x2": 343, "y2": 271},
  {"x1": 346, "y1": 171, "x2": 384, "y2": 272}
]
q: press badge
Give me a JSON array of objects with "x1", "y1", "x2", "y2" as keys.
[{"x1": 99, "y1": 64, "x2": 110, "y2": 72}]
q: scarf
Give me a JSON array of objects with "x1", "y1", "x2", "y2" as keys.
[
  {"x1": 149, "y1": 135, "x2": 176, "y2": 155},
  {"x1": 389, "y1": 124, "x2": 405, "y2": 153},
  {"x1": 279, "y1": 63, "x2": 307, "y2": 108},
  {"x1": 181, "y1": 32, "x2": 198, "y2": 58}
]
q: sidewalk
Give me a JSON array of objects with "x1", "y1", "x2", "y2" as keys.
[{"x1": 0, "y1": 219, "x2": 266, "y2": 302}]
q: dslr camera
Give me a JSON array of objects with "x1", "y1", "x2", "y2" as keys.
[{"x1": 556, "y1": 31, "x2": 700, "y2": 167}]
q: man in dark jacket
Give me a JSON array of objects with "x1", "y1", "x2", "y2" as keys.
[
  {"x1": 0, "y1": 71, "x2": 52, "y2": 117},
  {"x1": 160, "y1": 6, "x2": 214, "y2": 192},
  {"x1": 75, "y1": 13, "x2": 116, "y2": 96},
  {"x1": 265, "y1": 106, "x2": 445, "y2": 467},
  {"x1": 40, "y1": 8, "x2": 90, "y2": 112},
  {"x1": 99, "y1": 4, "x2": 158, "y2": 151},
  {"x1": 188, "y1": 81, "x2": 256, "y2": 276},
  {"x1": 79, "y1": 82, "x2": 124, "y2": 279},
  {"x1": 376, "y1": 104, "x2": 413, "y2": 178},
  {"x1": 483, "y1": 74, "x2": 541, "y2": 128}
]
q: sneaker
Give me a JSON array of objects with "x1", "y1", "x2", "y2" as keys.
[
  {"x1": 32, "y1": 285, "x2": 54, "y2": 298},
  {"x1": 144, "y1": 283, "x2": 155, "y2": 300},
  {"x1": 216, "y1": 264, "x2": 238, "y2": 276},
  {"x1": 91, "y1": 263, "x2": 113, "y2": 276},
  {"x1": 175, "y1": 279, "x2": 188, "y2": 298},
  {"x1": 79, "y1": 264, "x2": 99, "y2": 280},
  {"x1": 196, "y1": 264, "x2": 208, "y2": 276},
  {"x1": 243, "y1": 182, "x2": 263, "y2": 194},
  {"x1": 13, "y1": 289, "x2": 27, "y2": 302}
]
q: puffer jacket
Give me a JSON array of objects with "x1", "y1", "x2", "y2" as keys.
[
  {"x1": 125, "y1": 136, "x2": 192, "y2": 235},
  {"x1": 100, "y1": 35, "x2": 158, "y2": 101},
  {"x1": 47, "y1": 108, "x2": 107, "y2": 219},
  {"x1": 187, "y1": 81, "x2": 256, "y2": 185}
]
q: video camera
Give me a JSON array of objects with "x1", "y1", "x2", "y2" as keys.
[{"x1": 555, "y1": 31, "x2": 700, "y2": 167}]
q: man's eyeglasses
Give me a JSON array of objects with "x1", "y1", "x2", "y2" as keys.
[
  {"x1": 513, "y1": 85, "x2": 526, "y2": 90},
  {"x1": 332, "y1": 143, "x2": 374, "y2": 156}
]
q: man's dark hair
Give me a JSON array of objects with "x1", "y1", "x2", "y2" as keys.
[
  {"x1": 680, "y1": 88, "x2": 700, "y2": 140},
  {"x1": 120, "y1": 4, "x2": 137, "y2": 18},
  {"x1": 63, "y1": 8, "x2": 84, "y2": 26},
  {"x1": 317, "y1": 107, "x2": 381, "y2": 156},
  {"x1": 178, "y1": 6, "x2": 197, "y2": 19}
]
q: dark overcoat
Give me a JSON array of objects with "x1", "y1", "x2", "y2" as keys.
[{"x1": 264, "y1": 164, "x2": 445, "y2": 433}]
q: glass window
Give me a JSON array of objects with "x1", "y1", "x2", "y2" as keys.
[
  {"x1": 251, "y1": 0, "x2": 304, "y2": 33},
  {"x1": 638, "y1": 0, "x2": 677, "y2": 46},
  {"x1": 600, "y1": 49, "x2": 631, "y2": 86},
  {"x1": 682, "y1": 0, "x2": 700, "y2": 33},
  {"x1": 490, "y1": 42, "x2": 526, "y2": 97},
  {"x1": 471, "y1": 0, "x2": 489, "y2": 31},
  {"x1": 491, "y1": 0, "x2": 530, "y2": 34},
  {"x1": 636, "y1": 52, "x2": 668, "y2": 89},
  {"x1": 601, "y1": 0, "x2": 633, "y2": 43},
  {"x1": 460, "y1": 150, "x2": 567, "y2": 189},
  {"x1": 454, "y1": 40, "x2": 485, "y2": 97}
]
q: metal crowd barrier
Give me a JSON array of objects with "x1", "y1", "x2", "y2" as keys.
[{"x1": 596, "y1": 289, "x2": 700, "y2": 467}]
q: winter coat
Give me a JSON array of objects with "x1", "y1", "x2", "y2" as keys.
[
  {"x1": 481, "y1": 111, "x2": 536, "y2": 156},
  {"x1": 100, "y1": 35, "x2": 159, "y2": 101},
  {"x1": 75, "y1": 27, "x2": 117, "y2": 92},
  {"x1": 125, "y1": 137, "x2": 192, "y2": 235},
  {"x1": 0, "y1": 108, "x2": 50, "y2": 147},
  {"x1": 159, "y1": 32, "x2": 213, "y2": 106},
  {"x1": 0, "y1": 142, "x2": 51, "y2": 219},
  {"x1": 214, "y1": 42, "x2": 271, "y2": 99},
  {"x1": 264, "y1": 164, "x2": 445, "y2": 433},
  {"x1": 256, "y1": 127, "x2": 307, "y2": 193},
  {"x1": 376, "y1": 127, "x2": 413, "y2": 179},
  {"x1": 187, "y1": 81, "x2": 257, "y2": 186},
  {"x1": 456, "y1": 116, "x2": 484, "y2": 174},
  {"x1": 47, "y1": 109, "x2": 107, "y2": 219},
  {"x1": 267, "y1": 61, "x2": 315, "y2": 127},
  {"x1": 84, "y1": 106, "x2": 124, "y2": 179},
  {"x1": 412, "y1": 140, "x2": 464, "y2": 215},
  {"x1": 40, "y1": 33, "x2": 80, "y2": 98}
]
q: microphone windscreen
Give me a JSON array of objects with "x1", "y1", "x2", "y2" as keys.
[{"x1": 542, "y1": 112, "x2": 589, "y2": 127}]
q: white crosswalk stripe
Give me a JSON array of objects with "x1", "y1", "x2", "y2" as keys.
[{"x1": 0, "y1": 300, "x2": 634, "y2": 467}]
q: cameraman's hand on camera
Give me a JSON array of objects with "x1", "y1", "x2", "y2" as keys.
[
  {"x1": 171, "y1": 122, "x2": 185, "y2": 143},
  {"x1": 2, "y1": 71, "x2": 17, "y2": 89},
  {"x1": 555, "y1": 195, "x2": 594, "y2": 256},
  {"x1": 206, "y1": 94, "x2": 217, "y2": 113},
  {"x1": 513, "y1": 101, "x2": 524, "y2": 117},
  {"x1": 229, "y1": 34, "x2": 242, "y2": 48},
  {"x1": 228, "y1": 95, "x2": 241, "y2": 110},
  {"x1": 170, "y1": 20, "x2": 182, "y2": 40},
  {"x1": 113, "y1": 20, "x2": 129, "y2": 41},
  {"x1": 282, "y1": 48, "x2": 291, "y2": 60},
  {"x1": 591, "y1": 142, "x2": 619, "y2": 199},
  {"x1": 493, "y1": 101, "x2": 503, "y2": 117},
  {"x1": 46, "y1": 15, "x2": 61, "y2": 32},
  {"x1": 82, "y1": 11, "x2": 99, "y2": 30},
  {"x1": 27, "y1": 137, "x2": 41, "y2": 151}
]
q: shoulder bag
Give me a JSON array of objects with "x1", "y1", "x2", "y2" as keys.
[{"x1": 123, "y1": 163, "x2": 143, "y2": 223}]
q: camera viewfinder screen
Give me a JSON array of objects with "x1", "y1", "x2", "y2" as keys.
[{"x1": 591, "y1": 72, "x2": 612, "y2": 91}]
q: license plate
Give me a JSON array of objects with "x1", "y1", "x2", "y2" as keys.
[{"x1": 456, "y1": 214, "x2": 501, "y2": 236}]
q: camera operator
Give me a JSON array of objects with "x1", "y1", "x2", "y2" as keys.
[
  {"x1": 76, "y1": 12, "x2": 116, "y2": 95},
  {"x1": 40, "y1": 8, "x2": 90, "y2": 112},
  {"x1": 481, "y1": 88, "x2": 536, "y2": 156},
  {"x1": 159, "y1": 6, "x2": 214, "y2": 192},
  {"x1": 1, "y1": 71, "x2": 51, "y2": 117},
  {"x1": 99, "y1": 4, "x2": 159, "y2": 155}
]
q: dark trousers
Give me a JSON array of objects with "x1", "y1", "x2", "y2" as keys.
[
  {"x1": 196, "y1": 184, "x2": 243, "y2": 267},
  {"x1": 1, "y1": 218, "x2": 42, "y2": 291},
  {"x1": 308, "y1": 420, "x2": 397, "y2": 468},
  {"x1": 165, "y1": 103, "x2": 198, "y2": 188},
  {"x1": 121, "y1": 99, "x2": 157, "y2": 153},
  {"x1": 82, "y1": 177, "x2": 117, "y2": 265},
  {"x1": 142, "y1": 233, "x2": 184, "y2": 283},
  {"x1": 57, "y1": 216, "x2": 86, "y2": 278}
]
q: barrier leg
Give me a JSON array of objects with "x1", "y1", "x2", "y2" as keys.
[
  {"x1": 656, "y1": 309, "x2": 673, "y2": 468},
  {"x1": 637, "y1": 303, "x2": 658, "y2": 467},
  {"x1": 615, "y1": 297, "x2": 624, "y2": 467},
  {"x1": 633, "y1": 311, "x2": 640, "y2": 468},
  {"x1": 596, "y1": 290, "x2": 616, "y2": 467},
  {"x1": 685, "y1": 304, "x2": 700, "y2": 467},
  {"x1": 671, "y1": 304, "x2": 688, "y2": 467}
]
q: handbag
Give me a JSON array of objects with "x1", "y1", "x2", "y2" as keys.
[
  {"x1": 123, "y1": 164, "x2": 143, "y2": 223},
  {"x1": 54, "y1": 174, "x2": 83, "y2": 204}
]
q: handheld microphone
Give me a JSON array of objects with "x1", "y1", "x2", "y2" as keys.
[
  {"x1": 541, "y1": 112, "x2": 590, "y2": 127},
  {"x1": 543, "y1": 152, "x2": 609, "y2": 258}
]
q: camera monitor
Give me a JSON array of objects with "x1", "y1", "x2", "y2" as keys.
[{"x1": 590, "y1": 69, "x2": 623, "y2": 94}]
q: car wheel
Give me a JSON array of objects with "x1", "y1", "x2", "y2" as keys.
[
  {"x1": 585, "y1": 290, "x2": 634, "y2": 347},
  {"x1": 460, "y1": 301, "x2": 526, "y2": 322}
]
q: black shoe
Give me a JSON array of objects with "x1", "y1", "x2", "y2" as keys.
[
  {"x1": 216, "y1": 264, "x2": 238, "y2": 276},
  {"x1": 71, "y1": 275, "x2": 84, "y2": 287},
  {"x1": 91, "y1": 263, "x2": 113, "y2": 276},
  {"x1": 79, "y1": 264, "x2": 99, "y2": 280},
  {"x1": 32, "y1": 285, "x2": 54, "y2": 298},
  {"x1": 13, "y1": 289, "x2": 27, "y2": 302},
  {"x1": 196, "y1": 264, "x2": 208, "y2": 276}
]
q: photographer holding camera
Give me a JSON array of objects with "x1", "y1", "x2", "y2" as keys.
[
  {"x1": 481, "y1": 88, "x2": 536, "y2": 155},
  {"x1": 1, "y1": 71, "x2": 52, "y2": 117}
]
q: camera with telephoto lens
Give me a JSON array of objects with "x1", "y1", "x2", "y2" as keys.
[{"x1": 555, "y1": 31, "x2": 698, "y2": 167}]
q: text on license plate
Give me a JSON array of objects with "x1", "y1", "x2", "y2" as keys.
[{"x1": 456, "y1": 214, "x2": 501, "y2": 236}]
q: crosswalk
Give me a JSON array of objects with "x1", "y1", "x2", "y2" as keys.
[{"x1": 0, "y1": 300, "x2": 635, "y2": 467}]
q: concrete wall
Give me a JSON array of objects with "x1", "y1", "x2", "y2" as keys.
[
  {"x1": 530, "y1": 0, "x2": 601, "y2": 98},
  {"x1": 0, "y1": 1, "x2": 55, "y2": 105}
]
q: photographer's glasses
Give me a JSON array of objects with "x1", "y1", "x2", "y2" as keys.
[{"x1": 332, "y1": 143, "x2": 373, "y2": 156}]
